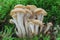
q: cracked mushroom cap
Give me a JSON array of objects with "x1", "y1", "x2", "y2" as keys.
[
  {"x1": 14, "y1": 4, "x2": 25, "y2": 9},
  {"x1": 25, "y1": 5, "x2": 37, "y2": 12},
  {"x1": 34, "y1": 8, "x2": 47, "y2": 16},
  {"x1": 10, "y1": 8, "x2": 26, "y2": 18}
]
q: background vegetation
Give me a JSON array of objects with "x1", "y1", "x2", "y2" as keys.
[{"x1": 0, "y1": 0, "x2": 60, "y2": 40}]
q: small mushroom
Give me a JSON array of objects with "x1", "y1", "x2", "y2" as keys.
[
  {"x1": 10, "y1": 8, "x2": 26, "y2": 37},
  {"x1": 33, "y1": 8, "x2": 47, "y2": 34},
  {"x1": 34, "y1": 8, "x2": 47, "y2": 22},
  {"x1": 44, "y1": 22, "x2": 53, "y2": 34},
  {"x1": 27, "y1": 22, "x2": 35, "y2": 37},
  {"x1": 28, "y1": 19, "x2": 44, "y2": 35}
]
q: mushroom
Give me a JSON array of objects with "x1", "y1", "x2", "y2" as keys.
[
  {"x1": 28, "y1": 19, "x2": 44, "y2": 35},
  {"x1": 32, "y1": 8, "x2": 47, "y2": 34},
  {"x1": 14, "y1": 4, "x2": 25, "y2": 9},
  {"x1": 44, "y1": 22, "x2": 53, "y2": 34},
  {"x1": 10, "y1": 8, "x2": 26, "y2": 37},
  {"x1": 34, "y1": 8, "x2": 47, "y2": 22},
  {"x1": 23, "y1": 9, "x2": 32, "y2": 36}
]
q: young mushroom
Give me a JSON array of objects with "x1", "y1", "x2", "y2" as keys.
[
  {"x1": 10, "y1": 8, "x2": 26, "y2": 37},
  {"x1": 44, "y1": 22, "x2": 53, "y2": 34},
  {"x1": 32, "y1": 8, "x2": 47, "y2": 34},
  {"x1": 28, "y1": 19, "x2": 44, "y2": 35},
  {"x1": 34, "y1": 8, "x2": 47, "y2": 22}
]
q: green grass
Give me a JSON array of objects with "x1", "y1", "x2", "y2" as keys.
[{"x1": 0, "y1": 0, "x2": 60, "y2": 40}]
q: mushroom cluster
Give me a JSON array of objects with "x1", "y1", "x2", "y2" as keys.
[{"x1": 9, "y1": 4, "x2": 53, "y2": 38}]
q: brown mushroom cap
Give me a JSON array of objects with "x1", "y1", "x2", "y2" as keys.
[
  {"x1": 25, "y1": 9, "x2": 32, "y2": 14},
  {"x1": 10, "y1": 8, "x2": 26, "y2": 18},
  {"x1": 34, "y1": 8, "x2": 47, "y2": 16},
  {"x1": 28, "y1": 19, "x2": 44, "y2": 26},
  {"x1": 25, "y1": 5, "x2": 37, "y2": 11},
  {"x1": 14, "y1": 4, "x2": 25, "y2": 9},
  {"x1": 24, "y1": 9, "x2": 32, "y2": 17}
]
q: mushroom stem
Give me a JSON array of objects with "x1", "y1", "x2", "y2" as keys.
[
  {"x1": 23, "y1": 17, "x2": 28, "y2": 36},
  {"x1": 40, "y1": 25, "x2": 44, "y2": 32},
  {"x1": 44, "y1": 22, "x2": 53, "y2": 34},
  {"x1": 28, "y1": 22, "x2": 35, "y2": 34},
  {"x1": 17, "y1": 13, "x2": 26, "y2": 37},
  {"x1": 35, "y1": 25, "x2": 39, "y2": 35},
  {"x1": 10, "y1": 19, "x2": 22, "y2": 37},
  {"x1": 37, "y1": 14, "x2": 44, "y2": 22}
]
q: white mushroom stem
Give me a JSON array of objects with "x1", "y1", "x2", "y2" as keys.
[
  {"x1": 15, "y1": 26, "x2": 23, "y2": 38},
  {"x1": 44, "y1": 22, "x2": 53, "y2": 34},
  {"x1": 17, "y1": 12, "x2": 26, "y2": 37},
  {"x1": 23, "y1": 17, "x2": 28, "y2": 36},
  {"x1": 35, "y1": 25, "x2": 39, "y2": 35},
  {"x1": 40, "y1": 25, "x2": 44, "y2": 32},
  {"x1": 28, "y1": 22, "x2": 35, "y2": 34},
  {"x1": 10, "y1": 19, "x2": 22, "y2": 37},
  {"x1": 37, "y1": 14, "x2": 44, "y2": 22}
]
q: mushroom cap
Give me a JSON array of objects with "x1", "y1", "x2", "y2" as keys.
[
  {"x1": 24, "y1": 9, "x2": 32, "y2": 17},
  {"x1": 14, "y1": 4, "x2": 25, "y2": 9},
  {"x1": 47, "y1": 22, "x2": 53, "y2": 26},
  {"x1": 25, "y1": 9, "x2": 32, "y2": 14},
  {"x1": 10, "y1": 8, "x2": 26, "y2": 18},
  {"x1": 34, "y1": 8, "x2": 47, "y2": 16},
  {"x1": 25, "y1": 5, "x2": 37, "y2": 11},
  {"x1": 28, "y1": 19, "x2": 44, "y2": 26}
]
